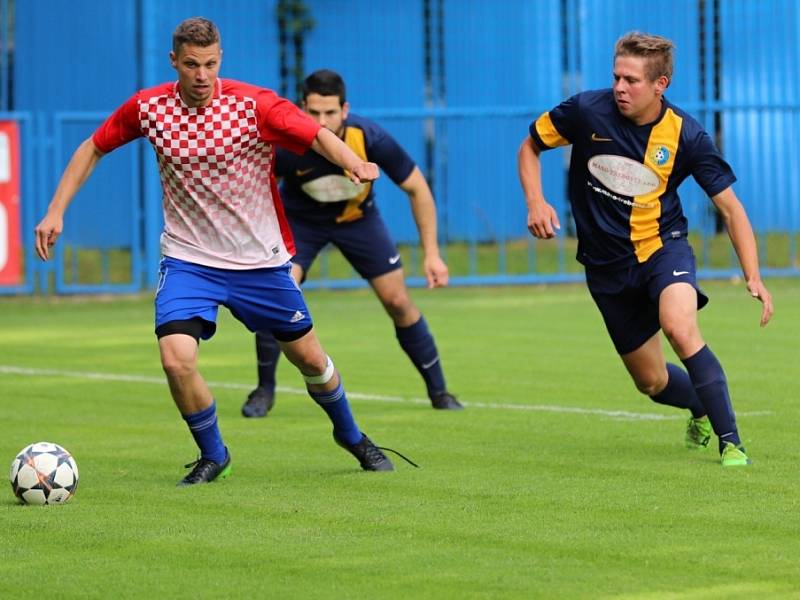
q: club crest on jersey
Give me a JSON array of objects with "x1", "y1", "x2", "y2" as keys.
[{"x1": 650, "y1": 145, "x2": 670, "y2": 166}]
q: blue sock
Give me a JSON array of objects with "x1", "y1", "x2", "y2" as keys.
[
  {"x1": 681, "y1": 345, "x2": 741, "y2": 452},
  {"x1": 649, "y1": 363, "x2": 706, "y2": 418},
  {"x1": 308, "y1": 380, "x2": 361, "y2": 446},
  {"x1": 182, "y1": 401, "x2": 228, "y2": 464},
  {"x1": 396, "y1": 316, "x2": 447, "y2": 397}
]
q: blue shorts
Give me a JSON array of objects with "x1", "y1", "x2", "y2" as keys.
[
  {"x1": 584, "y1": 240, "x2": 709, "y2": 355},
  {"x1": 288, "y1": 208, "x2": 402, "y2": 281},
  {"x1": 154, "y1": 256, "x2": 314, "y2": 340}
]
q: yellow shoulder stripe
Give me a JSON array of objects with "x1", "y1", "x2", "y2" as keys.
[{"x1": 535, "y1": 112, "x2": 570, "y2": 148}]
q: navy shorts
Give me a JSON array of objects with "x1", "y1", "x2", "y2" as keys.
[
  {"x1": 584, "y1": 240, "x2": 709, "y2": 355},
  {"x1": 154, "y1": 256, "x2": 314, "y2": 340},
  {"x1": 288, "y1": 208, "x2": 402, "y2": 281}
]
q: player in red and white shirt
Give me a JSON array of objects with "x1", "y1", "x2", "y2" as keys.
[{"x1": 35, "y1": 17, "x2": 403, "y2": 484}]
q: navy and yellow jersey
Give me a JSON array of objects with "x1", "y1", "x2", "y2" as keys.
[
  {"x1": 529, "y1": 89, "x2": 736, "y2": 268},
  {"x1": 275, "y1": 113, "x2": 416, "y2": 224}
]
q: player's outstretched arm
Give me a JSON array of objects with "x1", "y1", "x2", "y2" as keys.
[
  {"x1": 399, "y1": 166, "x2": 448, "y2": 288},
  {"x1": 310, "y1": 127, "x2": 379, "y2": 184},
  {"x1": 711, "y1": 186, "x2": 774, "y2": 326},
  {"x1": 518, "y1": 137, "x2": 560, "y2": 239},
  {"x1": 35, "y1": 138, "x2": 105, "y2": 260}
]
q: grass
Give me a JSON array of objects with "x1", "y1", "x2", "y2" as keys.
[{"x1": 1, "y1": 279, "x2": 799, "y2": 598}]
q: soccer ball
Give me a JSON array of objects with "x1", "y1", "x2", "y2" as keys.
[{"x1": 9, "y1": 442, "x2": 79, "y2": 505}]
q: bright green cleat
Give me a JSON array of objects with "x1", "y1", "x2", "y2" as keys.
[
  {"x1": 721, "y1": 442, "x2": 751, "y2": 467},
  {"x1": 685, "y1": 416, "x2": 711, "y2": 450}
]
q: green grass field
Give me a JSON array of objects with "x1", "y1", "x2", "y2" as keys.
[{"x1": 1, "y1": 279, "x2": 798, "y2": 598}]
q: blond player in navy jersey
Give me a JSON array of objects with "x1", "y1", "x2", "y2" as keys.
[
  {"x1": 34, "y1": 17, "x2": 407, "y2": 484},
  {"x1": 518, "y1": 32, "x2": 773, "y2": 466}
]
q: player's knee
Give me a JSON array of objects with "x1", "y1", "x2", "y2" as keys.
[
  {"x1": 662, "y1": 322, "x2": 700, "y2": 356},
  {"x1": 301, "y1": 355, "x2": 335, "y2": 385},
  {"x1": 636, "y1": 380, "x2": 663, "y2": 396},
  {"x1": 632, "y1": 372, "x2": 667, "y2": 396},
  {"x1": 381, "y1": 292, "x2": 414, "y2": 320},
  {"x1": 159, "y1": 341, "x2": 199, "y2": 379},
  {"x1": 160, "y1": 352, "x2": 197, "y2": 380}
]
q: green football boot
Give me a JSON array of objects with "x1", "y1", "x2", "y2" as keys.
[
  {"x1": 685, "y1": 416, "x2": 712, "y2": 450},
  {"x1": 721, "y1": 442, "x2": 751, "y2": 467}
]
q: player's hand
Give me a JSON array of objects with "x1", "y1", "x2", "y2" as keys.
[
  {"x1": 348, "y1": 161, "x2": 380, "y2": 184},
  {"x1": 34, "y1": 212, "x2": 64, "y2": 261},
  {"x1": 747, "y1": 278, "x2": 773, "y2": 327},
  {"x1": 527, "y1": 200, "x2": 561, "y2": 239},
  {"x1": 424, "y1": 255, "x2": 449, "y2": 289}
]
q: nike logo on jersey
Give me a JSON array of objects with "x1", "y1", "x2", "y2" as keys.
[
  {"x1": 591, "y1": 133, "x2": 613, "y2": 142},
  {"x1": 672, "y1": 270, "x2": 690, "y2": 277},
  {"x1": 388, "y1": 254, "x2": 401, "y2": 265},
  {"x1": 295, "y1": 168, "x2": 314, "y2": 177}
]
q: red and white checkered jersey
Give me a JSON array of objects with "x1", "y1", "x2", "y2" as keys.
[{"x1": 93, "y1": 78, "x2": 320, "y2": 269}]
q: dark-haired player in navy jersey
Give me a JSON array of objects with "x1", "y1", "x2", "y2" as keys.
[
  {"x1": 34, "y1": 18, "x2": 401, "y2": 484},
  {"x1": 518, "y1": 32, "x2": 773, "y2": 466},
  {"x1": 242, "y1": 69, "x2": 462, "y2": 418}
]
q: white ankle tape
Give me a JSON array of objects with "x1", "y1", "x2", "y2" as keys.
[{"x1": 303, "y1": 356, "x2": 335, "y2": 385}]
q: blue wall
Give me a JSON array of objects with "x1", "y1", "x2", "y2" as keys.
[{"x1": 8, "y1": 1, "x2": 800, "y2": 292}]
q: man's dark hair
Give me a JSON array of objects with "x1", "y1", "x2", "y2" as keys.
[
  {"x1": 172, "y1": 17, "x2": 220, "y2": 55},
  {"x1": 302, "y1": 69, "x2": 346, "y2": 105}
]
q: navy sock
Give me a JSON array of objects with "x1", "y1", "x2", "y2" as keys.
[
  {"x1": 649, "y1": 363, "x2": 706, "y2": 418},
  {"x1": 308, "y1": 380, "x2": 361, "y2": 446},
  {"x1": 395, "y1": 316, "x2": 447, "y2": 397},
  {"x1": 681, "y1": 345, "x2": 741, "y2": 452},
  {"x1": 255, "y1": 331, "x2": 281, "y2": 391},
  {"x1": 182, "y1": 401, "x2": 227, "y2": 464}
]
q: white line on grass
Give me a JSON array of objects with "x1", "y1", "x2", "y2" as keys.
[{"x1": 0, "y1": 364, "x2": 773, "y2": 422}]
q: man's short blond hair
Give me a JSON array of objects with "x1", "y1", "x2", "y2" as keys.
[
  {"x1": 172, "y1": 17, "x2": 220, "y2": 55},
  {"x1": 614, "y1": 32, "x2": 674, "y2": 85}
]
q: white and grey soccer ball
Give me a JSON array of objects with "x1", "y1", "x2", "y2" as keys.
[{"x1": 9, "y1": 442, "x2": 79, "y2": 505}]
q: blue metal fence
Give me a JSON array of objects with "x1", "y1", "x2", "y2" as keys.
[
  {"x1": 2, "y1": 0, "x2": 798, "y2": 295},
  {"x1": 51, "y1": 112, "x2": 144, "y2": 294}
]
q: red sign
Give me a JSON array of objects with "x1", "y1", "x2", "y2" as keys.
[{"x1": 0, "y1": 120, "x2": 21, "y2": 285}]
